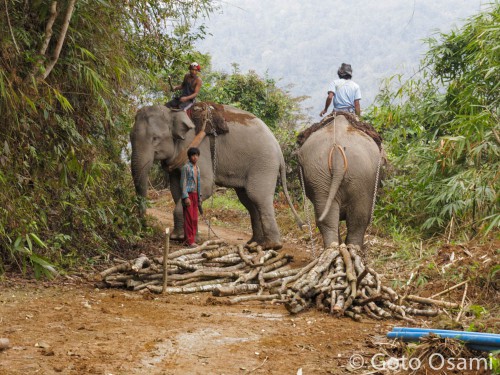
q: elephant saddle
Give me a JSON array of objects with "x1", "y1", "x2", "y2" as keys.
[
  {"x1": 191, "y1": 102, "x2": 230, "y2": 136},
  {"x1": 296, "y1": 111, "x2": 383, "y2": 150}
]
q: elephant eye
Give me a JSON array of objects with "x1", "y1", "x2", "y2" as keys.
[{"x1": 172, "y1": 133, "x2": 184, "y2": 141}]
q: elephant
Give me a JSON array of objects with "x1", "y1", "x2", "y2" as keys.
[
  {"x1": 130, "y1": 104, "x2": 302, "y2": 250},
  {"x1": 296, "y1": 113, "x2": 384, "y2": 250}
]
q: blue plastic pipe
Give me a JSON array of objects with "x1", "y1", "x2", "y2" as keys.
[
  {"x1": 392, "y1": 327, "x2": 500, "y2": 339},
  {"x1": 387, "y1": 327, "x2": 500, "y2": 352},
  {"x1": 387, "y1": 331, "x2": 500, "y2": 347}
]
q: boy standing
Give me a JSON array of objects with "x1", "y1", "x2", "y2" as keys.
[{"x1": 180, "y1": 147, "x2": 202, "y2": 247}]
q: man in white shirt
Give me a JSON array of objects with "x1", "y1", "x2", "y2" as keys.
[{"x1": 320, "y1": 63, "x2": 361, "y2": 117}]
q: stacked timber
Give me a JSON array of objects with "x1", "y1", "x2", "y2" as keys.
[{"x1": 99, "y1": 241, "x2": 455, "y2": 322}]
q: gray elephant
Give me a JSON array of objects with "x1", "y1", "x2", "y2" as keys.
[
  {"x1": 130, "y1": 104, "x2": 302, "y2": 250},
  {"x1": 297, "y1": 113, "x2": 383, "y2": 249}
]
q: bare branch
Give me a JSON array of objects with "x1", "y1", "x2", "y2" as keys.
[
  {"x1": 41, "y1": 0, "x2": 77, "y2": 81},
  {"x1": 4, "y1": 0, "x2": 20, "y2": 54},
  {"x1": 39, "y1": 2, "x2": 58, "y2": 56}
]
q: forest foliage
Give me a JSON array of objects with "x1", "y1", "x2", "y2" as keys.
[
  {"x1": 0, "y1": 0, "x2": 216, "y2": 276},
  {"x1": 0, "y1": 1, "x2": 497, "y2": 278},
  {"x1": 369, "y1": 3, "x2": 499, "y2": 239}
]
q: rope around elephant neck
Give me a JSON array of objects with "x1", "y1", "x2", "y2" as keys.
[{"x1": 299, "y1": 165, "x2": 316, "y2": 257}]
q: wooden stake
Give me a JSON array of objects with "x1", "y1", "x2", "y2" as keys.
[
  {"x1": 163, "y1": 228, "x2": 170, "y2": 294},
  {"x1": 455, "y1": 282, "x2": 468, "y2": 323},
  {"x1": 430, "y1": 279, "x2": 469, "y2": 299}
]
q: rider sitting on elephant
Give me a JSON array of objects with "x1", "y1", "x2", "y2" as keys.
[
  {"x1": 320, "y1": 63, "x2": 361, "y2": 117},
  {"x1": 166, "y1": 62, "x2": 202, "y2": 115}
]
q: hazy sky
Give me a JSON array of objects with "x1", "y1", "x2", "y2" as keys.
[{"x1": 196, "y1": 0, "x2": 488, "y2": 119}]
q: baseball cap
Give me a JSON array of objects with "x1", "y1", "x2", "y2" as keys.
[{"x1": 189, "y1": 62, "x2": 201, "y2": 71}]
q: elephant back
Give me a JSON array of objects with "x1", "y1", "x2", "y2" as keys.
[
  {"x1": 191, "y1": 102, "x2": 261, "y2": 136},
  {"x1": 297, "y1": 111, "x2": 382, "y2": 150}
]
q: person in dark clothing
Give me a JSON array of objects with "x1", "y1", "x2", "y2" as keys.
[
  {"x1": 166, "y1": 62, "x2": 202, "y2": 112},
  {"x1": 180, "y1": 147, "x2": 203, "y2": 247}
]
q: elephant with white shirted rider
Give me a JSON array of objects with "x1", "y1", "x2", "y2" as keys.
[
  {"x1": 296, "y1": 113, "x2": 384, "y2": 250},
  {"x1": 130, "y1": 104, "x2": 302, "y2": 250}
]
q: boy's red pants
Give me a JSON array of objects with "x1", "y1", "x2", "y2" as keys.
[{"x1": 183, "y1": 192, "x2": 198, "y2": 245}]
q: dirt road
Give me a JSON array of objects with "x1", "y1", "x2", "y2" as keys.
[{"x1": 0, "y1": 202, "x2": 425, "y2": 375}]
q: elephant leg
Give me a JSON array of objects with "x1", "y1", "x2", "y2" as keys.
[
  {"x1": 314, "y1": 197, "x2": 341, "y2": 248},
  {"x1": 345, "y1": 204, "x2": 371, "y2": 249},
  {"x1": 235, "y1": 188, "x2": 264, "y2": 244},
  {"x1": 245, "y1": 184, "x2": 282, "y2": 250},
  {"x1": 168, "y1": 170, "x2": 185, "y2": 241}
]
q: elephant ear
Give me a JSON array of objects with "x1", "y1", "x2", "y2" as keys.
[{"x1": 171, "y1": 109, "x2": 195, "y2": 141}]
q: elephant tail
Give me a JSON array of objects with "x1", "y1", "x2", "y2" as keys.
[
  {"x1": 279, "y1": 156, "x2": 305, "y2": 229},
  {"x1": 319, "y1": 145, "x2": 347, "y2": 222}
]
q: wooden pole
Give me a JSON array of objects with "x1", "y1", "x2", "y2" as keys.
[{"x1": 163, "y1": 228, "x2": 170, "y2": 294}]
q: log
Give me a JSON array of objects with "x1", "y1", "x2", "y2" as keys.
[
  {"x1": 339, "y1": 245, "x2": 357, "y2": 310},
  {"x1": 167, "y1": 260, "x2": 201, "y2": 271},
  {"x1": 104, "y1": 274, "x2": 133, "y2": 282},
  {"x1": 132, "y1": 254, "x2": 150, "y2": 273},
  {"x1": 344, "y1": 310, "x2": 362, "y2": 322},
  {"x1": 354, "y1": 293, "x2": 383, "y2": 306},
  {"x1": 237, "y1": 244, "x2": 254, "y2": 266},
  {"x1": 132, "y1": 280, "x2": 161, "y2": 291},
  {"x1": 172, "y1": 278, "x2": 233, "y2": 289},
  {"x1": 100, "y1": 262, "x2": 131, "y2": 278},
  {"x1": 263, "y1": 268, "x2": 298, "y2": 281},
  {"x1": 403, "y1": 306, "x2": 439, "y2": 317},
  {"x1": 405, "y1": 295, "x2": 459, "y2": 309},
  {"x1": 168, "y1": 240, "x2": 224, "y2": 259},
  {"x1": 363, "y1": 305, "x2": 382, "y2": 320},
  {"x1": 104, "y1": 280, "x2": 126, "y2": 288},
  {"x1": 213, "y1": 283, "x2": 260, "y2": 297},
  {"x1": 228, "y1": 294, "x2": 280, "y2": 304},
  {"x1": 381, "y1": 286, "x2": 399, "y2": 302},
  {"x1": 202, "y1": 246, "x2": 239, "y2": 259},
  {"x1": 278, "y1": 258, "x2": 319, "y2": 292},
  {"x1": 98, "y1": 241, "x2": 455, "y2": 322}
]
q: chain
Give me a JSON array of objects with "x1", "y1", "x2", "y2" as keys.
[
  {"x1": 208, "y1": 124, "x2": 218, "y2": 240},
  {"x1": 299, "y1": 165, "x2": 316, "y2": 257},
  {"x1": 367, "y1": 153, "x2": 383, "y2": 232}
]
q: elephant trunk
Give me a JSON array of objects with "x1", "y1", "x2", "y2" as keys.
[{"x1": 130, "y1": 138, "x2": 154, "y2": 216}]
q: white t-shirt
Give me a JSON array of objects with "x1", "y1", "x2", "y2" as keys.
[{"x1": 327, "y1": 79, "x2": 361, "y2": 112}]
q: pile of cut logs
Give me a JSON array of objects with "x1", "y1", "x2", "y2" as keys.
[{"x1": 99, "y1": 240, "x2": 457, "y2": 321}]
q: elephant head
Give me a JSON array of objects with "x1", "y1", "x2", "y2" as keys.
[{"x1": 130, "y1": 106, "x2": 194, "y2": 213}]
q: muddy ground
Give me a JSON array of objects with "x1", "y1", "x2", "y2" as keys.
[{"x1": 0, "y1": 193, "x2": 497, "y2": 375}]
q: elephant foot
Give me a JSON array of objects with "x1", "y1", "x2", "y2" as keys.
[
  {"x1": 244, "y1": 241, "x2": 259, "y2": 251},
  {"x1": 170, "y1": 229, "x2": 185, "y2": 241},
  {"x1": 247, "y1": 236, "x2": 264, "y2": 245},
  {"x1": 260, "y1": 241, "x2": 283, "y2": 250}
]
